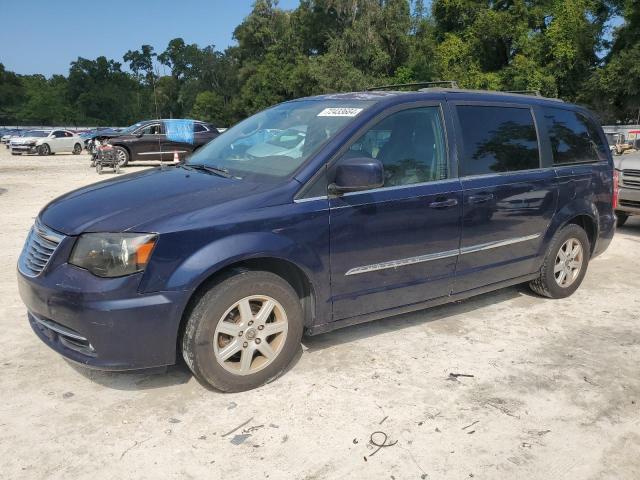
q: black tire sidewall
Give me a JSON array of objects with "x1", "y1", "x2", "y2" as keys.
[
  {"x1": 184, "y1": 271, "x2": 304, "y2": 392},
  {"x1": 39, "y1": 144, "x2": 50, "y2": 155},
  {"x1": 542, "y1": 224, "x2": 590, "y2": 299},
  {"x1": 73, "y1": 143, "x2": 82, "y2": 154}
]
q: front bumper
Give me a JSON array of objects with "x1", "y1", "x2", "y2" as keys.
[
  {"x1": 18, "y1": 263, "x2": 188, "y2": 370},
  {"x1": 11, "y1": 144, "x2": 37, "y2": 153},
  {"x1": 617, "y1": 187, "x2": 640, "y2": 215}
]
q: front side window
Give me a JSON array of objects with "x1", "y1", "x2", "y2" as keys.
[
  {"x1": 188, "y1": 99, "x2": 376, "y2": 180},
  {"x1": 52, "y1": 131, "x2": 65, "y2": 138},
  {"x1": 138, "y1": 124, "x2": 163, "y2": 135},
  {"x1": 457, "y1": 105, "x2": 540, "y2": 176},
  {"x1": 341, "y1": 106, "x2": 448, "y2": 187},
  {"x1": 542, "y1": 107, "x2": 607, "y2": 164}
]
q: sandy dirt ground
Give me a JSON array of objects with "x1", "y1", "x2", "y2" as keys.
[{"x1": 0, "y1": 147, "x2": 639, "y2": 480}]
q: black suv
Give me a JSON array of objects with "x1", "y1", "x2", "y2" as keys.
[{"x1": 105, "y1": 119, "x2": 219, "y2": 166}]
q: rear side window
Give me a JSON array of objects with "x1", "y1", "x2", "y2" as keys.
[
  {"x1": 457, "y1": 106, "x2": 540, "y2": 176},
  {"x1": 193, "y1": 123, "x2": 207, "y2": 133},
  {"x1": 541, "y1": 107, "x2": 607, "y2": 164}
]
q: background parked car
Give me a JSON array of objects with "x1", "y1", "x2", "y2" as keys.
[
  {"x1": 2, "y1": 129, "x2": 25, "y2": 147},
  {"x1": 614, "y1": 151, "x2": 640, "y2": 226},
  {"x1": 10, "y1": 129, "x2": 83, "y2": 155},
  {"x1": 105, "y1": 119, "x2": 219, "y2": 166}
]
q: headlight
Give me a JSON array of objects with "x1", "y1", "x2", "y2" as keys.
[{"x1": 69, "y1": 233, "x2": 157, "y2": 277}]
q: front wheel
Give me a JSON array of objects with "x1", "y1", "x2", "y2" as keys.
[
  {"x1": 73, "y1": 143, "x2": 82, "y2": 154},
  {"x1": 113, "y1": 146, "x2": 129, "y2": 167},
  {"x1": 38, "y1": 144, "x2": 50, "y2": 156},
  {"x1": 182, "y1": 270, "x2": 303, "y2": 392},
  {"x1": 529, "y1": 224, "x2": 590, "y2": 299}
]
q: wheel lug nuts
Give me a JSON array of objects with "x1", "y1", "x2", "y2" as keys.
[
  {"x1": 243, "y1": 342, "x2": 248, "y2": 348},
  {"x1": 258, "y1": 325, "x2": 264, "y2": 330},
  {"x1": 239, "y1": 331, "x2": 243, "y2": 336},
  {"x1": 248, "y1": 321, "x2": 254, "y2": 326},
  {"x1": 255, "y1": 338, "x2": 261, "y2": 344}
]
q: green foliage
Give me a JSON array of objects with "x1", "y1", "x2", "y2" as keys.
[{"x1": 0, "y1": 0, "x2": 638, "y2": 126}]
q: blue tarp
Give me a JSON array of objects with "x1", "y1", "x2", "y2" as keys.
[{"x1": 164, "y1": 119, "x2": 195, "y2": 144}]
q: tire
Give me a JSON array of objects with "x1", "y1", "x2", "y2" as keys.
[
  {"x1": 529, "y1": 224, "x2": 590, "y2": 299},
  {"x1": 11, "y1": 152, "x2": 21, "y2": 156},
  {"x1": 113, "y1": 146, "x2": 129, "y2": 167},
  {"x1": 182, "y1": 270, "x2": 304, "y2": 392},
  {"x1": 38, "y1": 144, "x2": 50, "y2": 156},
  {"x1": 73, "y1": 143, "x2": 82, "y2": 155},
  {"x1": 616, "y1": 212, "x2": 629, "y2": 227}
]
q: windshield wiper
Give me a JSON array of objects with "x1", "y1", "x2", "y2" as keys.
[{"x1": 184, "y1": 163, "x2": 232, "y2": 178}]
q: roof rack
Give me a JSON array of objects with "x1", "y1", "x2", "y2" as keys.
[
  {"x1": 367, "y1": 80, "x2": 459, "y2": 91},
  {"x1": 503, "y1": 90, "x2": 542, "y2": 97}
]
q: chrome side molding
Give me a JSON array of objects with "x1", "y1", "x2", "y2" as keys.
[{"x1": 345, "y1": 233, "x2": 541, "y2": 276}]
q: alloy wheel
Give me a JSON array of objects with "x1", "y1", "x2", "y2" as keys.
[
  {"x1": 213, "y1": 295, "x2": 288, "y2": 375},
  {"x1": 554, "y1": 237, "x2": 583, "y2": 288}
]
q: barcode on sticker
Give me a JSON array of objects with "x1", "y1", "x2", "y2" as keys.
[{"x1": 317, "y1": 107, "x2": 363, "y2": 117}]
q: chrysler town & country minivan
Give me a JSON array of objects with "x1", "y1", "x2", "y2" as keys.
[{"x1": 18, "y1": 88, "x2": 615, "y2": 391}]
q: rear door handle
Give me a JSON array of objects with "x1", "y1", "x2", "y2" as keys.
[
  {"x1": 468, "y1": 193, "x2": 494, "y2": 204},
  {"x1": 429, "y1": 198, "x2": 458, "y2": 209}
]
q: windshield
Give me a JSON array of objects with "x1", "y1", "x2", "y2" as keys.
[
  {"x1": 187, "y1": 99, "x2": 375, "y2": 180},
  {"x1": 119, "y1": 122, "x2": 145, "y2": 135},
  {"x1": 26, "y1": 130, "x2": 50, "y2": 137}
]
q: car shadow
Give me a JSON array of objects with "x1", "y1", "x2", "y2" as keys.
[
  {"x1": 63, "y1": 360, "x2": 193, "y2": 391},
  {"x1": 303, "y1": 285, "x2": 530, "y2": 352}
]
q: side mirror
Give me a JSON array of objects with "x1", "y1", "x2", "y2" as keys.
[{"x1": 329, "y1": 157, "x2": 384, "y2": 195}]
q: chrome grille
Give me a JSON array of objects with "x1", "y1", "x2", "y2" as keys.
[
  {"x1": 622, "y1": 169, "x2": 640, "y2": 189},
  {"x1": 18, "y1": 219, "x2": 65, "y2": 277}
]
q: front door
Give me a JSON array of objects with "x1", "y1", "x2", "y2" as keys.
[
  {"x1": 133, "y1": 123, "x2": 165, "y2": 160},
  {"x1": 329, "y1": 104, "x2": 462, "y2": 320},
  {"x1": 451, "y1": 103, "x2": 558, "y2": 293}
]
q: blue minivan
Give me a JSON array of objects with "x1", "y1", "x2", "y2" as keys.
[{"x1": 17, "y1": 88, "x2": 616, "y2": 391}]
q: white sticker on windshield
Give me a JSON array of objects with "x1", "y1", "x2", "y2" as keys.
[{"x1": 317, "y1": 107, "x2": 363, "y2": 117}]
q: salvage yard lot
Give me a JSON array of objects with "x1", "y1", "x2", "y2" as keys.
[{"x1": 1, "y1": 148, "x2": 639, "y2": 480}]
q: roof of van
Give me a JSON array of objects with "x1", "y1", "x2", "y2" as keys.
[{"x1": 300, "y1": 89, "x2": 567, "y2": 107}]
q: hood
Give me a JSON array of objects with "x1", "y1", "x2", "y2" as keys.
[
  {"x1": 39, "y1": 166, "x2": 278, "y2": 236},
  {"x1": 614, "y1": 152, "x2": 640, "y2": 171},
  {"x1": 11, "y1": 136, "x2": 39, "y2": 143}
]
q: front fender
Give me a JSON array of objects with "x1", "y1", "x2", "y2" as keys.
[{"x1": 140, "y1": 231, "x2": 323, "y2": 295}]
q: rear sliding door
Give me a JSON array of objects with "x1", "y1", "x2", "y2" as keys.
[{"x1": 451, "y1": 102, "x2": 558, "y2": 293}]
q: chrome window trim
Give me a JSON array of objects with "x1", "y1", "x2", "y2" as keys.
[{"x1": 344, "y1": 233, "x2": 541, "y2": 276}]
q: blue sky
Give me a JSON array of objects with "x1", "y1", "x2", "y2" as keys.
[
  {"x1": 0, "y1": 1, "x2": 624, "y2": 77},
  {"x1": 0, "y1": 0, "x2": 300, "y2": 76}
]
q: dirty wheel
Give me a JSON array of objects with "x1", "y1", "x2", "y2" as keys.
[
  {"x1": 182, "y1": 270, "x2": 303, "y2": 392},
  {"x1": 38, "y1": 144, "x2": 50, "y2": 156},
  {"x1": 73, "y1": 143, "x2": 82, "y2": 154},
  {"x1": 529, "y1": 224, "x2": 590, "y2": 299}
]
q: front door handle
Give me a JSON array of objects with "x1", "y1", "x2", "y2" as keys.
[
  {"x1": 468, "y1": 193, "x2": 495, "y2": 204},
  {"x1": 429, "y1": 198, "x2": 459, "y2": 209}
]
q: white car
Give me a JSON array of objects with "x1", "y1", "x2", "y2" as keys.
[{"x1": 10, "y1": 129, "x2": 84, "y2": 156}]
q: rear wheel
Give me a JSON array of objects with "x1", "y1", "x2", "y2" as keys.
[
  {"x1": 182, "y1": 270, "x2": 303, "y2": 392},
  {"x1": 529, "y1": 224, "x2": 590, "y2": 299},
  {"x1": 113, "y1": 146, "x2": 129, "y2": 167},
  {"x1": 616, "y1": 212, "x2": 629, "y2": 227},
  {"x1": 73, "y1": 143, "x2": 82, "y2": 154}
]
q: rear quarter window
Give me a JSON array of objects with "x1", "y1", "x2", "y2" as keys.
[
  {"x1": 541, "y1": 107, "x2": 607, "y2": 164},
  {"x1": 456, "y1": 105, "x2": 540, "y2": 176}
]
